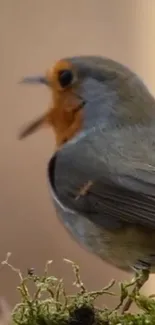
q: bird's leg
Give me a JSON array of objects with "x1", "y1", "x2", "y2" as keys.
[{"x1": 121, "y1": 268, "x2": 150, "y2": 314}]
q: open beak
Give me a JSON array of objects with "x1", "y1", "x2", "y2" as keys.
[
  {"x1": 18, "y1": 74, "x2": 85, "y2": 140},
  {"x1": 18, "y1": 75, "x2": 50, "y2": 140},
  {"x1": 18, "y1": 114, "x2": 48, "y2": 140}
]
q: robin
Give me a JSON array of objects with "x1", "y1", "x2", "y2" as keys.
[{"x1": 19, "y1": 56, "x2": 155, "y2": 312}]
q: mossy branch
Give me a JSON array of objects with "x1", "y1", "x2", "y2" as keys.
[{"x1": 1, "y1": 252, "x2": 155, "y2": 325}]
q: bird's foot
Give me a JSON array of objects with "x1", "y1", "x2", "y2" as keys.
[{"x1": 121, "y1": 268, "x2": 150, "y2": 314}]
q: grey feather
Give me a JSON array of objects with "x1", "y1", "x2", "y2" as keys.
[{"x1": 47, "y1": 55, "x2": 155, "y2": 270}]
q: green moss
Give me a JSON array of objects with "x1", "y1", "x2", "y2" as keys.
[{"x1": 1, "y1": 253, "x2": 155, "y2": 325}]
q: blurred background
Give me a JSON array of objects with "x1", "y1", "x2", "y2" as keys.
[{"x1": 0, "y1": 0, "x2": 155, "y2": 311}]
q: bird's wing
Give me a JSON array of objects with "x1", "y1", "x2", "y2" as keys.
[{"x1": 48, "y1": 122, "x2": 155, "y2": 230}]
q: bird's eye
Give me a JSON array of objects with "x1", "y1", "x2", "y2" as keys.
[{"x1": 58, "y1": 69, "x2": 73, "y2": 88}]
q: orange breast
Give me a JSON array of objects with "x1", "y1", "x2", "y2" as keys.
[{"x1": 47, "y1": 90, "x2": 83, "y2": 147}]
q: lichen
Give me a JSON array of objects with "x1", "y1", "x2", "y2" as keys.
[{"x1": 1, "y1": 253, "x2": 155, "y2": 325}]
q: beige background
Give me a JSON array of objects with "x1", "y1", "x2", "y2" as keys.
[{"x1": 0, "y1": 0, "x2": 155, "y2": 311}]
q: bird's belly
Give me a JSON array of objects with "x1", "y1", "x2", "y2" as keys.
[{"x1": 54, "y1": 201, "x2": 155, "y2": 272}]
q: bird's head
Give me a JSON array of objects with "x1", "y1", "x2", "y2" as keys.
[
  {"x1": 18, "y1": 58, "x2": 87, "y2": 147},
  {"x1": 18, "y1": 55, "x2": 153, "y2": 148}
]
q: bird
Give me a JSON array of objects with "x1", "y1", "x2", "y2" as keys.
[{"x1": 18, "y1": 55, "x2": 155, "y2": 312}]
